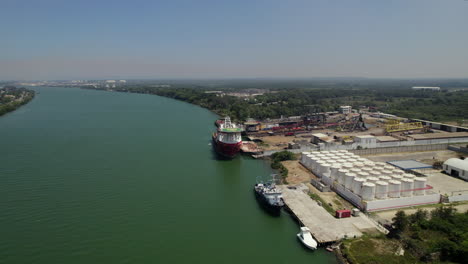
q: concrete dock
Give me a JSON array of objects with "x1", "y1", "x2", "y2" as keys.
[{"x1": 279, "y1": 184, "x2": 382, "y2": 244}]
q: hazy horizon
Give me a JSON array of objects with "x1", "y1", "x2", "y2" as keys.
[{"x1": 2, "y1": 0, "x2": 467, "y2": 80}]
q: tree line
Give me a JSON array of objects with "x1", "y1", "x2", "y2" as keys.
[{"x1": 83, "y1": 84, "x2": 468, "y2": 123}]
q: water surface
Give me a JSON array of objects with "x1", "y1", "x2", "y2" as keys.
[{"x1": 0, "y1": 87, "x2": 336, "y2": 263}]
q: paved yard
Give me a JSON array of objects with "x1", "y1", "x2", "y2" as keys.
[{"x1": 279, "y1": 184, "x2": 382, "y2": 243}]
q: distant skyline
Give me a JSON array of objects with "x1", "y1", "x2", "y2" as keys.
[{"x1": 1, "y1": 0, "x2": 467, "y2": 80}]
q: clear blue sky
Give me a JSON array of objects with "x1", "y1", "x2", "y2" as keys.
[{"x1": 1, "y1": 0, "x2": 467, "y2": 80}]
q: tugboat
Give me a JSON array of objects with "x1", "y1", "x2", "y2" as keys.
[
  {"x1": 212, "y1": 116, "x2": 243, "y2": 158},
  {"x1": 254, "y1": 175, "x2": 285, "y2": 214}
]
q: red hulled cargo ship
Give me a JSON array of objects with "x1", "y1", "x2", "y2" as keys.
[{"x1": 212, "y1": 117, "x2": 243, "y2": 158}]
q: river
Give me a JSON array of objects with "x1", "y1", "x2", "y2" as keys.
[{"x1": 0, "y1": 87, "x2": 336, "y2": 263}]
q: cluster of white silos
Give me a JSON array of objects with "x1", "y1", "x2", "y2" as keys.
[{"x1": 301, "y1": 150, "x2": 428, "y2": 201}]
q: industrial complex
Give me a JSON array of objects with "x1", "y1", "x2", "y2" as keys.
[{"x1": 300, "y1": 150, "x2": 440, "y2": 212}]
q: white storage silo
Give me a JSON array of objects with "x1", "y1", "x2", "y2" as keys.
[
  {"x1": 352, "y1": 177, "x2": 366, "y2": 194},
  {"x1": 335, "y1": 158, "x2": 348, "y2": 164},
  {"x1": 357, "y1": 172, "x2": 370, "y2": 179},
  {"x1": 401, "y1": 179, "x2": 414, "y2": 197},
  {"x1": 361, "y1": 182, "x2": 376, "y2": 200},
  {"x1": 379, "y1": 176, "x2": 392, "y2": 182},
  {"x1": 367, "y1": 170, "x2": 381, "y2": 178},
  {"x1": 357, "y1": 158, "x2": 367, "y2": 163},
  {"x1": 392, "y1": 170, "x2": 405, "y2": 175},
  {"x1": 364, "y1": 161, "x2": 375, "y2": 167},
  {"x1": 350, "y1": 168, "x2": 362, "y2": 174},
  {"x1": 375, "y1": 181, "x2": 389, "y2": 199},
  {"x1": 308, "y1": 156, "x2": 319, "y2": 171},
  {"x1": 316, "y1": 160, "x2": 327, "y2": 172},
  {"x1": 330, "y1": 164, "x2": 341, "y2": 180},
  {"x1": 344, "y1": 172, "x2": 357, "y2": 189},
  {"x1": 337, "y1": 169, "x2": 349, "y2": 184},
  {"x1": 388, "y1": 180, "x2": 401, "y2": 198},
  {"x1": 343, "y1": 163, "x2": 354, "y2": 170},
  {"x1": 353, "y1": 162, "x2": 365, "y2": 168},
  {"x1": 402, "y1": 173, "x2": 416, "y2": 180},
  {"x1": 383, "y1": 165, "x2": 394, "y2": 171},
  {"x1": 346, "y1": 158, "x2": 358, "y2": 163},
  {"x1": 392, "y1": 175, "x2": 403, "y2": 181},
  {"x1": 374, "y1": 166, "x2": 386, "y2": 171},
  {"x1": 380, "y1": 170, "x2": 393, "y2": 176},
  {"x1": 366, "y1": 177, "x2": 379, "y2": 184},
  {"x1": 361, "y1": 167, "x2": 374, "y2": 173},
  {"x1": 320, "y1": 163, "x2": 332, "y2": 178},
  {"x1": 413, "y1": 177, "x2": 427, "y2": 195}
]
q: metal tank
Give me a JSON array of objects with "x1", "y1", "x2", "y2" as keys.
[
  {"x1": 413, "y1": 177, "x2": 427, "y2": 195},
  {"x1": 320, "y1": 163, "x2": 332, "y2": 178},
  {"x1": 402, "y1": 173, "x2": 416, "y2": 180},
  {"x1": 391, "y1": 175, "x2": 403, "y2": 181},
  {"x1": 337, "y1": 169, "x2": 349, "y2": 184},
  {"x1": 344, "y1": 172, "x2": 357, "y2": 189},
  {"x1": 353, "y1": 162, "x2": 365, "y2": 168},
  {"x1": 379, "y1": 176, "x2": 392, "y2": 182},
  {"x1": 330, "y1": 164, "x2": 341, "y2": 180},
  {"x1": 352, "y1": 177, "x2": 366, "y2": 194},
  {"x1": 388, "y1": 180, "x2": 402, "y2": 198},
  {"x1": 375, "y1": 181, "x2": 389, "y2": 199},
  {"x1": 361, "y1": 182, "x2": 376, "y2": 200},
  {"x1": 357, "y1": 171, "x2": 370, "y2": 179},
  {"x1": 401, "y1": 179, "x2": 414, "y2": 197},
  {"x1": 366, "y1": 177, "x2": 379, "y2": 184}
]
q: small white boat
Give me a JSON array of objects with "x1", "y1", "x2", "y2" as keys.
[{"x1": 297, "y1": 227, "x2": 317, "y2": 250}]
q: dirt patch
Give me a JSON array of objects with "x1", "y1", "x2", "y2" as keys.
[
  {"x1": 255, "y1": 135, "x2": 293, "y2": 150},
  {"x1": 281, "y1": 160, "x2": 313, "y2": 184}
]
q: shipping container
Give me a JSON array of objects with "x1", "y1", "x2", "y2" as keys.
[{"x1": 335, "y1": 209, "x2": 351, "y2": 218}]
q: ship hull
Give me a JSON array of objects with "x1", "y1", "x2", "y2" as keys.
[
  {"x1": 254, "y1": 189, "x2": 283, "y2": 215},
  {"x1": 212, "y1": 133, "x2": 242, "y2": 158}
]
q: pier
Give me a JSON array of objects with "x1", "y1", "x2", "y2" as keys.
[{"x1": 279, "y1": 184, "x2": 381, "y2": 244}]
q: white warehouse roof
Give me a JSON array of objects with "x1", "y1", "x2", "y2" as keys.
[{"x1": 444, "y1": 158, "x2": 468, "y2": 171}]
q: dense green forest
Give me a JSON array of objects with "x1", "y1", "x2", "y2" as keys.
[
  {"x1": 390, "y1": 207, "x2": 468, "y2": 262},
  {"x1": 83, "y1": 80, "x2": 468, "y2": 123},
  {"x1": 0, "y1": 86, "x2": 35, "y2": 116},
  {"x1": 343, "y1": 207, "x2": 468, "y2": 264}
]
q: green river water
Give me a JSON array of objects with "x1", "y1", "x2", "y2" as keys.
[{"x1": 0, "y1": 87, "x2": 337, "y2": 263}]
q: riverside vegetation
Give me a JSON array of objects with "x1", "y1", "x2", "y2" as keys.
[
  {"x1": 0, "y1": 86, "x2": 35, "y2": 116},
  {"x1": 342, "y1": 206, "x2": 468, "y2": 264},
  {"x1": 83, "y1": 79, "x2": 468, "y2": 124},
  {"x1": 270, "y1": 150, "x2": 295, "y2": 183}
]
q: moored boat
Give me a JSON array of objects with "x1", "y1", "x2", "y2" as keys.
[
  {"x1": 297, "y1": 227, "x2": 318, "y2": 250},
  {"x1": 212, "y1": 117, "x2": 242, "y2": 158},
  {"x1": 254, "y1": 175, "x2": 284, "y2": 214}
]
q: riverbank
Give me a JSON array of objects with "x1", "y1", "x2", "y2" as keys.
[{"x1": 0, "y1": 86, "x2": 35, "y2": 116}]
